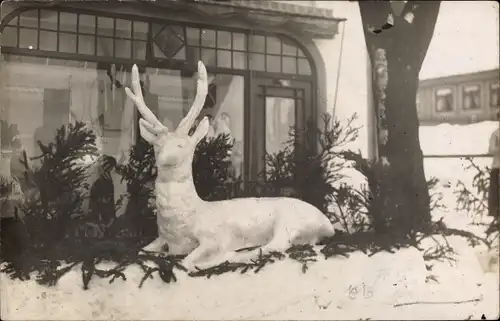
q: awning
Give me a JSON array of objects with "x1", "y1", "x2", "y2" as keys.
[{"x1": 168, "y1": 0, "x2": 344, "y2": 39}]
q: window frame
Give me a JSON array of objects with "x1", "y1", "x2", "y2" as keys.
[
  {"x1": 461, "y1": 83, "x2": 481, "y2": 111},
  {"x1": 490, "y1": 81, "x2": 500, "y2": 108},
  {"x1": 434, "y1": 87, "x2": 455, "y2": 114},
  {"x1": 1, "y1": 6, "x2": 316, "y2": 80}
]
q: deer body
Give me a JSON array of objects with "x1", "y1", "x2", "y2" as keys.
[{"x1": 126, "y1": 62, "x2": 335, "y2": 271}]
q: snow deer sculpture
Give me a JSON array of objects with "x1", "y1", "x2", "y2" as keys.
[{"x1": 125, "y1": 61, "x2": 335, "y2": 271}]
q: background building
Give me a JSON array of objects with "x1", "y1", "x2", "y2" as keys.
[{"x1": 417, "y1": 68, "x2": 500, "y2": 125}]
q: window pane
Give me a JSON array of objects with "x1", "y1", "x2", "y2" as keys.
[
  {"x1": 78, "y1": 35, "x2": 95, "y2": 55},
  {"x1": 154, "y1": 27, "x2": 184, "y2": 58},
  {"x1": 298, "y1": 58, "x2": 311, "y2": 75},
  {"x1": 491, "y1": 83, "x2": 500, "y2": 107},
  {"x1": 173, "y1": 46, "x2": 186, "y2": 60},
  {"x1": 462, "y1": 85, "x2": 481, "y2": 110},
  {"x1": 133, "y1": 41, "x2": 147, "y2": 60},
  {"x1": 133, "y1": 21, "x2": 148, "y2": 40},
  {"x1": 59, "y1": 12, "x2": 77, "y2": 32},
  {"x1": 250, "y1": 53, "x2": 265, "y2": 71},
  {"x1": 217, "y1": 50, "x2": 232, "y2": 68},
  {"x1": 5, "y1": 14, "x2": 18, "y2": 27},
  {"x1": 0, "y1": 54, "x2": 249, "y2": 214},
  {"x1": 201, "y1": 48, "x2": 216, "y2": 66},
  {"x1": 435, "y1": 88, "x2": 454, "y2": 112},
  {"x1": 171, "y1": 26, "x2": 185, "y2": 41},
  {"x1": 232, "y1": 52, "x2": 247, "y2": 69},
  {"x1": 19, "y1": 29, "x2": 38, "y2": 49},
  {"x1": 282, "y1": 40, "x2": 297, "y2": 56},
  {"x1": 265, "y1": 97, "x2": 295, "y2": 156},
  {"x1": 153, "y1": 42, "x2": 168, "y2": 58},
  {"x1": 201, "y1": 29, "x2": 216, "y2": 47},
  {"x1": 282, "y1": 57, "x2": 297, "y2": 74},
  {"x1": 115, "y1": 39, "x2": 132, "y2": 58},
  {"x1": 251, "y1": 35, "x2": 265, "y2": 53},
  {"x1": 78, "y1": 14, "x2": 95, "y2": 34},
  {"x1": 39, "y1": 10, "x2": 58, "y2": 30},
  {"x1": 186, "y1": 27, "x2": 200, "y2": 46},
  {"x1": 39, "y1": 31, "x2": 57, "y2": 51},
  {"x1": 115, "y1": 19, "x2": 132, "y2": 38},
  {"x1": 1, "y1": 26, "x2": 18, "y2": 47},
  {"x1": 266, "y1": 55, "x2": 281, "y2": 73},
  {"x1": 266, "y1": 36, "x2": 281, "y2": 55},
  {"x1": 204, "y1": 75, "x2": 245, "y2": 180},
  {"x1": 232, "y1": 33, "x2": 246, "y2": 51},
  {"x1": 97, "y1": 37, "x2": 113, "y2": 56},
  {"x1": 217, "y1": 31, "x2": 231, "y2": 49},
  {"x1": 297, "y1": 48, "x2": 306, "y2": 57},
  {"x1": 59, "y1": 33, "x2": 77, "y2": 53},
  {"x1": 97, "y1": 17, "x2": 114, "y2": 36},
  {"x1": 43, "y1": 89, "x2": 70, "y2": 128},
  {"x1": 19, "y1": 10, "x2": 38, "y2": 28}
]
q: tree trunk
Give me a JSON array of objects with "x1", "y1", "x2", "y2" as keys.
[{"x1": 359, "y1": 1, "x2": 441, "y2": 232}]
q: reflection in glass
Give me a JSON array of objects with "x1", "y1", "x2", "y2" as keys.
[
  {"x1": 0, "y1": 27, "x2": 18, "y2": 47},
  {"x1": 266, "y1": 36, "x2": 281, "y2": 55},
  {"x1": 39, "y1": 31, "x2": 57, "y2": 51},
  {"x1": 217, "y1": 31, "x2": 231, "y2": 50},
  {"x1": 19, "y1": 29, "x2": 37, "y2": 49},
  {"x1": 192, "y1": 74, "x2": 245, "y2": 180},
  {"x1": 298, "y1": 58, "x2": 311, "y2": 75},
  {"x1": 265, "y1": 97, "x2": 295, "y2": 156},
  {"x1": 250, "y1": 53, "x2": 265, "y2": 71},
  {"x1": 217, "y1": 50, "x2": 232, "y2": 68},
  {"x1": 266, "y1": 55, "x2": 281, "y2": 73},
  {"x1": 39, "y1": 10, "x2": 58, "y2": 30},
  {"x1": 59, "y1": 33, "x2": 77, "y2": 53},
  {"x1": 59, "y1": 12, "x2": 78, "y2": 32}
]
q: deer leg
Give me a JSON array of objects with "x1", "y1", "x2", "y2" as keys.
[
  {"x1": 192, "y1": 251, "x2": 236, "y2": 271},
  {"x1": 182, "y1": 241, "x2": 218, "y2": 272},
  {"x1": 141, "y1": 237, "x2": 168, "y2": 253},
  {"x1": 226, "y1": 230, "x2": 296, "y2": 265}
]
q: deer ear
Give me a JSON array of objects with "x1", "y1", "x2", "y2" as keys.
[{"x1": 192, "y1": 117, "x2": 210, "y2": 143}]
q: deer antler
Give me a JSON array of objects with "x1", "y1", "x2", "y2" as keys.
[
  {"x1": 176, "y1": 61, "x2": 208, "y2": 135},
  {"x1": 125, "y1": 65, "x2": 168, "y2": 134}
]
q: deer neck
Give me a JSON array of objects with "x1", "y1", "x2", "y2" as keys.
[{"x1": 155, "y1": 161, "x2": 204, "y2": 217}]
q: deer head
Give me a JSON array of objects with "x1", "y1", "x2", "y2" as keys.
[{"x1": 125, "y1": 61, "x2": 209, "y2": 168}]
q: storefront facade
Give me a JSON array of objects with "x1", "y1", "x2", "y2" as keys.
[{"x1": 0, "y1": 0, "x2": 346, "y2": 185}]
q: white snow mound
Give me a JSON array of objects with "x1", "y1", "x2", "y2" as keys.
[{"x1": 1, "y1": 242, "x2": 498, "y2": 320}]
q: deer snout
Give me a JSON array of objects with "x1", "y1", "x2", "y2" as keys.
[{"x1": 157, "y1": 143, "x2": 192, "y2": 166}]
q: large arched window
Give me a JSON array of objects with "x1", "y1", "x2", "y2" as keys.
[
  {"x1": 1, "y1": 7, "x2": 315, "y2": 76},
  {"x1": 0, "y1": 3, "x2": 320, "y2": 186}
]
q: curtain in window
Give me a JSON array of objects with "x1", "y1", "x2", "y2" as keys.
[
  {"x1": 69, "y1": 68, "x2": 102, "y2": 173},
  {"x1": 265, "y1": 97, "x2": 295, "y2": 156}
]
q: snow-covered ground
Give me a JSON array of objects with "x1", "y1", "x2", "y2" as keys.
[
  {"x1": 1, "y1": 121, "x2": 499, "y2": 320},
  {"x1": 421, "y1": 121, "x2": 498, "y2": 188}
]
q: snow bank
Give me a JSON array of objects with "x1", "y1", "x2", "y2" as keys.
[
  {"x1": 419, "y1": 121, "x2": 498, "y2": 156},
  {"x1": 420, "y1": 121, "x2": 498, "y2": 210},
  {"x1": 1, "y1": 243, "x2": 498, "y2": 320}
]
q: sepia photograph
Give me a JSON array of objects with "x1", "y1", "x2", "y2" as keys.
[{"x1": 0, "y1": 0, "x2": 498, "y2": 319}]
